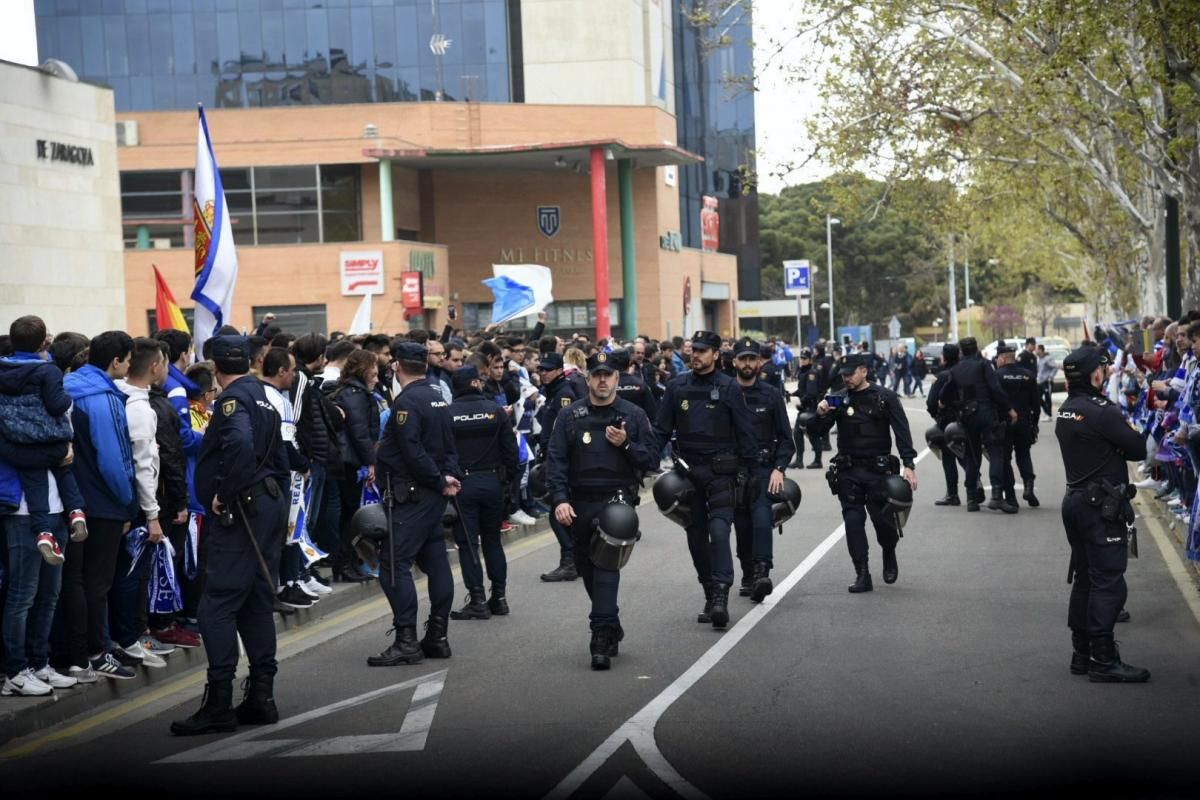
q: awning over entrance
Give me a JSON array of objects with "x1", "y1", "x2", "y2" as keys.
[{"x1": 361, "y1": 139, "x2": 703, "y2": 170}]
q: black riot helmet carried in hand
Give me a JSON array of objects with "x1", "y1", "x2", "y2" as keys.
[
  {"x1": 925, "y1": 423, "x2": 946, "y2": 460},
  {"x1": 943, "y1": 421, "x2": 968, "y2": 459},
  {"x1": 768, "y1": 478, "x2": 802, "y2": 527},
  {"x1": 350, "y1": 502, "x2": 388, "y2": 541},
  {"x1": 441, "y1": 500, "x2": 458, "y2": 530},
  {"x1": 653, "y1": 468, "x2": 696, "y2": 529},
  {"x1": 880, "y1": 474, "x2": 913, "y2": 531},
  {"x1": 796, "y1": 411, "x2": 818, "y2": 431},
  {"x1": 528, "y1": 461, "x2": 549, "y2": 502},
  {"x1": 589, "y1": 502, "x2": 641, "y2": 570}
]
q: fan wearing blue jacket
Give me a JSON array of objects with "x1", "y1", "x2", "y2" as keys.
[{"x1": 153, "y1": 328, "x2": 204, "y2": 457}]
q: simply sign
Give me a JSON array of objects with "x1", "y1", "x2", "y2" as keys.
[
  {"x1": 340, "y1": 251, "x2": 385, "y2": 296},
  {"x1": 783, "y1": 260, "x2": 811, "y2": 296}
]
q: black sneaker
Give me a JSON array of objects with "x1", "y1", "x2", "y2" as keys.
[
  {"x1": 278, "y1": 584, "x2": 314, "y2": 609},
  {"x1": 90, "y1": 652, "x2": 136, "y2": 680}
]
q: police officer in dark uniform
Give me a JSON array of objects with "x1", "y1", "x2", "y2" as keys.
[
  {"x1": 446, "y1": 365, "x2": 519, "y2": 621},
  {"x1": 1055, "y1": 346, "x2": 1149, "y2": 682},
  {"x1": 730, "y1": 338, "x2": 795, "y2": 602},
  {"x1": 813, "y1": 353, "x2": 918, "y2": 593},
  {"x1": 172, "y1": 336, "x2": 290, "y2": 736},
  {"x1": 949, "y1": 337, "x2": 1015, "y2": 514},
  {"x1": 545, "y1": 352, "x2": 659, "y2": 670},
  {"x1": 653, "y1": 330, "x2": 760, "y2": 629},
  {"x1": 995, "y1": 341, "x2": 1041, "y2": 509},
  {"x1": 790, "y1": 348, "x2": 827, "y2": 469},
  {"x1": 368, "y1": 342, "x2": 463, "y2": 667},
  {"x1": 758, "y1": 343, "x2": 785, "y2": 393},
  {"x1": 537, "y1": 352, "x2": 582, "y2": 582},
  {"x1": 611, "y1": 347, "x2": 659, "y2": 421},
  {"x1": 927, "y1": 343, "x2": 969, "y2": 506}
]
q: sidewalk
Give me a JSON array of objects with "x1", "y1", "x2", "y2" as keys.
[{"x1": 0, "y1": 515, "x2": 557, "y2": 747}]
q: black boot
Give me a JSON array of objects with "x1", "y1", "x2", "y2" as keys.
[
  {"x1": 420, "y1": 616, "x2": 452, "y2": 659},
  {"x1": 450, "y1": 588, "x2": 492, "y2": 620},
  {"x1": 806, "y1": 456, "x2": 823, "y2": 469},
  {"x1": 1117, "y1": 607, "x2": 1131, "y2": 623},
  {"x1": 234, "y1": 673, "x2": 279, "y2": 725},
  {"x1": 1005, "y1": 487, "x2": 1018, "y2": 506},
  {"x1": 696, "y1": 583, "x2": 714, "y2": 624},
  {"x1": 367, "y1": 626, "x2": 423, "y2": 666},
  {"x1": 967, "y1": 486, "x2": 981, "y2": 512},
  {"x1": 1070, "y1": 632, "x2": 1089, "y2": 676},
  {"x1": 987, "y1": 486, "x2": 1018, "y2": 514},
  {"x1": 934, "y1": 494, "x2": 961, "y2": 506},
  {"x1": 170, "y1": 680, "x2": 237, "y2": 735},
  {"x1": 738, "y1": 559, "x2": 753, "y2": 597},
  {"x1": 709, "y1": 583, "x2": 731, "y2": 629},
  {"x1": 750, "y1": 562, "x2": 773, "y2": 603},
  {"x1": 333, "y1": 559, "x2": 371, "y2": 583},
  {"x1": 882, "y1": 548, "x2": 898, "y2": 585},
  {"x1": 590, "y1": 626, "x2": 617, "y2": 670},
  {"x1": 1088, "y1": 634, "x2": 1150, "y2": 683},
  {"x1": 1023, "y1": 478, "x2": 1040, "y2": 507},
  {"x1": 540, "y1": 553, "x2": 578, "y2": 582},
  {"x1": 487, "y1": 582, "x2": 510, "y2": 616},
  {"x1": 848, "y1": 560, "x2": 873, "y2": 593}
]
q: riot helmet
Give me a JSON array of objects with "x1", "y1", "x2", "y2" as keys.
[
  {"x1": 350, "y1": 502, "x2": 388, "y2": 541},
  {"x1": 589, "y1": 502, "x2": 641, "y2": 570},
  {"x1": 880, "y1": 474, "x2": 913, "y2": 531},
  {"x1": 943, "y1": 421, "x2": 968, "y2": 459},
  {"x1": 925, "y1": 423, "x2": 946, "y2": 460},
  {"x1": 768, "y1": 478, "x2": 802, "y2": 526},
  {"x1": 653, "y1": 469, "x2": 696, "y2": 529}
]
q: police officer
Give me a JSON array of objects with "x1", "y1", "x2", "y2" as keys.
[
  {"x1": 758, "y1": 343, "x2": 785, "y2": 392},
  {"x1": 545, "y1": 352, "x2": 659, "y2": 669},
  {"x1": 611, "y1": 347, "x2": 659, "y2": 421},
  {"x1": 653, "y1": 330, "x2": 760, "y2": 629},
  {"x1": 172, "y1": 336, "x2": 290, "y2": 736},
  {"x1": 730, "y1": 338, "x2": 795, "y2": 602},
  {"x1": 446, "y1": 365, "x2": 519, "y2": 620},
  {"x1": 949, "y1": 337, "x2": 1014, "y2": 514},
  {"x1": 537, "y1": 351, "x2": 581, "y2": 582},
  {"x1": 1056, "y1": 346, "x2": 1149, "y2": 682},
  {"x1": 790, "y1": 348, "x2": 827, "y2": 469},
  {"x1": 926, "y1": 343, "x2": 970, "y2": 506},
  {"x1": 813, "y1": 353, "x2": 918, "y2": 593},
  {"x1": 995, "y1": 341, "x2": 1041, "y2": 509},
  {"x1": 368, "y1": 341, "x2": 463, "y2": 667}
]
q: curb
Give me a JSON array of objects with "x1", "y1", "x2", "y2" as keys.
[{"x1": 0, "y1": 516, "x2": 555, "y2": 747}]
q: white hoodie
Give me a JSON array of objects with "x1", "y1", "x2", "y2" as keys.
[{"x1": 117, "y1": 379, "x2": 160, "y2": 521}]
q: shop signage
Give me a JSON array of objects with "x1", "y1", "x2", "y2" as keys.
[
  {"x1": 701, "y1": 195, "x2": 720, "y2": 251},
  {"x1": 36, "y1": 139, "x2": 94, "y2": 166},
  {"x1": 340, "y1": 250, "x2": 384, "y2": 296},
  {"x1": 659, "y1": 231, "x2": 682, "y2": 252},
  {"x1": 400, "y1": 271, "x2": 424, "y2": 310},
  {"x1": 537, "y1": 205, "x2": 561, "y2": 238},
  {"x1": 498, "y1": 247, "x2": 592, "y2": 264}
]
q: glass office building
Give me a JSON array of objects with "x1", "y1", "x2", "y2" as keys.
[{"x1": 34, "y1": 0, "x2": 518, "y2": 112}]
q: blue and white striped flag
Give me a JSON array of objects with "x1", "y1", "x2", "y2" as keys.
[
  {"x1": 483, "y1": 264, "x2": 554, "y2": 326},
  {"x1": 190, "y1": 105, "x2": 240, "y2": 356}
]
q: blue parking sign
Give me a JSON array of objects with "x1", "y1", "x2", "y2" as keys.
[{"x1": 783, "y1": 260, "x2": 810, "y2": 296}]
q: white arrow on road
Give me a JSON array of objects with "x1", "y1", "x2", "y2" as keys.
[{"x1": 156, "y1": 670, "x2": 447, "y2": 764}]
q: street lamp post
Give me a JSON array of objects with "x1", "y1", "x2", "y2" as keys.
[{"x1": 826, "y1": 215, "x2": 839, "y2": 342}]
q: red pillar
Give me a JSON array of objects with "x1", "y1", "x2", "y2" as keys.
[{"x1": 589, "y1": 147, "x2": 612, "y2": 340}]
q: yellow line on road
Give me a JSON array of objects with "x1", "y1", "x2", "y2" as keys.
[{"x1": 1136, "y1": 496, "x2": 1200, "y2": 630}]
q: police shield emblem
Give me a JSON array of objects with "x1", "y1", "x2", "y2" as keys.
[
  {"x1": 582, "y1": 431, "x2": 592, "y2": 444},
  {"x1": 681, "y1": 399, "x2": 689, "y2": 411},
  {"x1": 397, "y1": 411, "x2": 409, "y2": 426},
  {"x1": 561, "y1": 397, "x2": 571, "y2": 407},
  {"x1": 537, "y1": 205, "x2": 560, "y2": 238},
  {"x1": 221, "y1": 399, "x2": 236, "y2": 416}
]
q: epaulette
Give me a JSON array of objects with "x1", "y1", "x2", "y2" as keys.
[{"x1": 571, "y1": 403, "x2": 589, "y2": 419}]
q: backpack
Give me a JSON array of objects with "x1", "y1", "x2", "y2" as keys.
[{"x1": 0, "y1": 393, "x2": 73, "y2": 445}]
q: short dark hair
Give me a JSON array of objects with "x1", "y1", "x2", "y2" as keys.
[
  {"x1": 407, "y1": 329, "x2": 430, "y2": 344},
  {"x1": 127, "y1": 336, "x2": 165, "y2": 379},
  {"x1": 217, "y1": 325, "x2": 240, "y2": 336},
  {"x1": 1186, "y1": 320, "x2": 1200, "y2": 340},
  {"x1": 153, "y1": 328, "x2": 192, "y2": 363},
  {"x1": 262, "y1": 325, "x2": 282, "y2": 340},
  {"x1": 262, "y1": 347, "x2": 294, "y2": 378},
  {"x1": 88, "y1": 330, "x2": 135, "y2": 371},
  {"x1": 538, "y1": 335, "x2": 557, "y2": 355},
  {"x1": 247, "y1": 335, "x2": 269, "y2": 364},
  {"x1": 447, "y1": 342, "x2": 464, "y2": 357},
  {"x1": 398, "y1": 359, "x2": 427, "y2": 377},
  {"x1": 293, "y1": 333, "x2": 327, "y2": 365},
  {"x1": 0, "y1": 336, "x2": 12, "y2": 357},
  {"x1": 270, "y1": 333, "x2": 296, "y2": 349},
  {"x1": 362, "y1": 334, "x2": 390, "y2": 353},
  {"x1": 477, "y1": 341, "x2": 502, "y2": 362},
  {"x1": 340, "y1": 349, "x2": 379, "y2": 384},
  {"x1": 9, "y1": 315, "x2": 47, "y2": 353},
  {"x1": 1025, "y1": 337, "x2": 1036, "y2": 346},
  {"x1": 186, "y1": 362, "x2": 214, "y2": 397},
  {"x1": 325, "y1": 339, "x2": 357, "y2": 363}
]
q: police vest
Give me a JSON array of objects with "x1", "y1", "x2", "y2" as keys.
[
  {"x1": 836, "y1": 387, "x2": 892, "y2": 456},
  {"x1": 616, "y1": 374, "x2": 646, "y2": 407},
  {"x1": 450, "y1": 395, "x2": 505, "y2": 470},
  {"x1": 998, "y1": 366, "x2": 1034, "y2": 414},
  {"x1": 568, "y1": 405, "x2": 635, "y2": 492},
  {"x1": 949, "y1": 358, "x2": 989, "y2": 406},
  {"x1": 674, "y1": 377, "x2": 734, "y2": 451},
  {"x1": 742, "y1": 383, "x2": 777, "y2": 453}
]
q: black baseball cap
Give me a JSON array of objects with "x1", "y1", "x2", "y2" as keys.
[
  {"x1": 996, "y1": 340, "x2": 1016, "y2": 355},
  {"x1": 1062, "y1": 346, "x2": 1110, "y2": 384},
  {"x1": 393, "y1": 341, "x2": 428, "y2": 363},
  {"x1": 838, "y1": 353, "x2": 868, "y2": 374},
  {"x1": 690, "y1": 331, "x2": 722, "y2": 351},
  {"x1": 538, "y1": 352, "x2": 564, "y2": 371},
  {"x1": 586, "y1": 352, "x2": 618, "y2": 374},
  {"x1": 734, "y1": 337, "x2": 760, "y2": 357},
  {"x1": 210, "y1": 335, "x2": 250, "y2": 373}
]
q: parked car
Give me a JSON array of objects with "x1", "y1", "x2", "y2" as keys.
[{"x1": 918, "y1": 342, "x2": 947, "y2": 370}]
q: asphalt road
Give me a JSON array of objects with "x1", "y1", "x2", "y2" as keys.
[{"x1": 2, "y1": 396, "x2": 1199, "y2": 799}]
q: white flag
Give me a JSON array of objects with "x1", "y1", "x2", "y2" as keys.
[
  {"x1": 348, "y1": 292, "x2": 373, "y2": 334},
  {"x1": 190, "y1": 106, "x2": 240, "y2": 357}
]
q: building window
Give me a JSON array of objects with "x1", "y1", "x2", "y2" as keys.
[
  {"x1": 121, "y1": 171, "x2": 187, "y2": 249},
  {"x1": 251, "y1": 304, "x2": 328, "y2": 336}
]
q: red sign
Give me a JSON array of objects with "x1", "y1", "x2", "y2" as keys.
[
  {"x1": 400, "y1": 271, "x2": 424, "y2": 311},
  {"x1": 700, "y1": 195, "x2": 720, "y2": 252}
]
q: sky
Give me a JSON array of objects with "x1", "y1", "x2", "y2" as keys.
[{"x1": 0, "y1": 0, "x2": 36, "y2": 66}]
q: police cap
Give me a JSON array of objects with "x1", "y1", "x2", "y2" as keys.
[
  {"x1": 1062, "y1": 346, "x2": 1110, "y2": 384},
  {"x1": 210, "y1": 335, "x2": 250, "y2": 374},
  {"x1": 734, "y1": 337, "x2": 761, "y2": 357},
  {"x1": 838, "y1": 353, "x2": 868, "y2": 374},
  {"x1": 799, "y1": 348, "x2": 813, "y2": 359},
  {"x1": 393, "y1": 341, "x2": 428, "y2": 363},
  {"x1": 690, "y1": 330, "x2": 722, "y2": 351},
  {"x1": 942, "y1": 343, "x2": 960, "y2": 360},
  {"x1": 451, "y1": 364, "x2": 481, "y2": 392},
  {"x1": 586, "y1": 351, "x2": 618, "y2": 374},
  {"x1": 996, "y1": 340, "x2": 1016, "y2": 355},
  {"x1": 538, "y1": 352, "x2": 564, "y2": 371}
]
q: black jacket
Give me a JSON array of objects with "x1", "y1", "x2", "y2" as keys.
[
  {"x1": 294, "y1": 365, "x2": 333, "y2": 466},
  {"x1": 331, "y1": 380, "x2": 379, "y2": 468},
  {"x1": 149, "y1": 385, "x2": 189, "y2": 521}
]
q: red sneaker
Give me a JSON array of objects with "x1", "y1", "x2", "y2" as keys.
[
  {"x1": 68, "y1": 509, "x2": 89, "y2": 542},
  {"x1": 151, "y1": 622, "x2": 201, "y2": 648},
  {"x1": 36, "y1": 532, "x2": 65, "y2": 565},
  {"x1": 499, "y1": 521, "x2": 516, "y2": 534}
]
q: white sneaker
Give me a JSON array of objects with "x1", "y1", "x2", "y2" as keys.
[
  {"x1": 33, "y1": 666, "x2": 78, "y2": 689},
  {"x1": 508, "y1": 510, "x2": 537, "y2": 526},
  {"x1": 1134, "y1": 477, "x2": 1164, "y2": 489},
  {"x1": 138, "y1": 649, "x2": 167, "y2": 669},
  {"x1": 140, "y1": 634, "x2": 176, "y2": 656},
  {"x1": 293, "y1": 580, "x2": 321, "y2": 600},
  {"x1": 303, "y1": 576, "x2": 332, "y2": 596},
  {"x1": 67, "y1": 665, "x2": 99, "y2": 684},
  {"x1": 2, "y1": 668, "x2": 53, "y2": 696},
  {"x1": 1136, "y1": 464, "x2": 1148, "y2": 476}
]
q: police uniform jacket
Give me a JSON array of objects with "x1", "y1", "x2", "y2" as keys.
[
  {"x1": 545, "y1": 397, "x2": 659, "y2": 507},
  {"x1": 652, "y1": 368, "x2": 760, "y2": 462},
  {"x1": 450, "y1": 388, "x2": 519, "y2": 479},
  {"x1": 1055, "y1": 386, "x2": 1146, "y2": 487},
  {"x1": 997, "y1": 362, "x2": 1040, "y2": 425},
  {"x1": 537, "y1": 375, "x2": 580, "y2": 454},
  {"x1": 827, "y1": 383, "x2": 918, "y2": 468},
  {"x1": 926, "y1": 369, "x2": 961, "y2": 426},
  {"x1": 616, "y1": 370, "x2": 659, "y2": 421},
  {"x1": 949, "y1": 354, "x2": 1010, "y2": 414},
  {"x1": 1017, "y1": 349, "x2": 1038, "y2": 376},
  {"x1": 194, "y1": 376, "x2": 290, "y2": 511},
  {"x1": 376, "y1": 377, "x2": 462, "y2": 492},
  {"x1": 794, "y1": 363, "x2": 827, "y2": 409},
  {"x1": 740, "y1": 376, "x2": 796, "y2": 471}
]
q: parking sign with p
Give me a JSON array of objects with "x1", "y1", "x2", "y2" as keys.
[{"x1": 783, "y1": 260, "x2": 811, "y2": 296}]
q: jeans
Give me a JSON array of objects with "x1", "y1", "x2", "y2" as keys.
[
  {"x1": 18, "y1": 464, "x2": 84, "y2": 539},
  {"x1": 3, "y1": 515, "x2": 66, "y2": 677}
]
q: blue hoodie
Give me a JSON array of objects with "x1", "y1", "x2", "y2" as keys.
[
  {"x1": 63, "y1": 364, "x2": 136, "y2": 521},
  {"x1": 165, "y1": 363, "x2": 203, "y2": 456}
]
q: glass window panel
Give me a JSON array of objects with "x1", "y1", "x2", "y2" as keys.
[
  {"x1": 146, "y1": 0, "x2": 169, "y2": 10},
  {"x1": 261, "y1": 10, "x2": 284, "y2": 65},
  {"x1": 255, "y1": 212, "x2": 320, "y2": 244},
  {"x1": 218, "y1": 168, "x2": 251, "y2": 191},
  {"x1": 459, "y1": 66, "x2": 484, "y2": 102},
  {"x1": 261, "y1": 0, "x2": 283, "y2": 10},
  {"x1": 193, "y1": 0, "x2": 215, "y2": 11},
  {"x1": 255, "y1": 189, "x2": 318, "y2": 213},
  {"x1": 152, "y1": 74, "x2": 175, "y2": 107},
  {"x1": 394, "y1": 5, "x2": 418, "y2": 67},
  {"x1": 194, "y1": 12, "x2": 218, "y2": 74},
  {"x1": 147, "y1": 13, "x2": 172, "y2": 73},
  {"x1": 103, "y1": 14, "x2": 128, "y2": 76},
  {"x1": 124, "y1": 0, "x2": 147, "y2": 12},
  {"x1": 130, "y1": 76, "x2": 154, "y2": 109},
  {"x1": 397, "y1": 67, "x2": 419, "y2": 101},
  {"x1": 215, "y1": 0, "x2": 238, "y2": 10},
  {"x1": 486, "y1": 63, "x2": 508, "y2": 102},
  {"x1": 238, "y1": 10, "x2": 263, "y2": 63},
  {"x1": 251, "y1": 305, "x2": 327, "y2": 336},
  {"x1": 223, "y1": 191, "x2": 253, "y2": 214},
  {"x1": 306, "y1": 8, "x2": 328, "y2": 60},
  {"x1": 460, "y1": 2, "x2": 485, "y2": 65},
  {"x1": 111, "y1": 79, "x2": 131, "y2": 111},
  {"x1": 349, "y1": 6, "x2": 373, "y2": 79},
  {"x1": 327, "y1": 10, "x2": 350, "y2": 70},
  {"x1": 122, "y1": 170, "x2": 182, "y2": 194},
  {"x1": 123, "y1": 13, "x2": 150, "y2": 75},
  {"x1": 216, "y1": 12, "x2": 240, "y2": 70},
  {"x1": 321, "y1": 211, "x2": 359, "y2": 242},
  {"x1": 320, "y1": 165, "x2": 359, "y2": 211},
  {"x1": 231, "y1": 221, "x2": 255, "y2": 246},
  {"x1": 103, "y1": 0, "x2": 122, "y2": 12},
  {"x1": 122, "y1": 193, "x2": 183, "y2": 217},
  {"x1": 436, "y1": 2, "x2": 463, "y2": 66},
  {"x1": 283, "y1": 9, "x2": 305, "y2": 66},
  {"x1": 125, "y1": 223, "x2": 187, "y2": 249},
  {"x1": 254, "y1": 165, "x2": 316, "y2": 190},
  {"x1": 80, "y1": 15, "x2": 106, "y2": 76},
  {"x1": 172, "y1": 12, "x2": 194, "y2": 74}
]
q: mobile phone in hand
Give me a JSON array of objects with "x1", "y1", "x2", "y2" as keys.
[{"x1": 448, "y1": 304, "x2": 457, "y2": 321}]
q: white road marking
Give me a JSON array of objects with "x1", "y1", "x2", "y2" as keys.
[
  {"x1": 602, "y1": 776, "x2": 653, "y2": 800},
  {"x1": 156, "y1": 670, "x2": 446, "y2": 764},
  {"x1": 546, "y1": 449, "x2": 933, "y2": 800}
]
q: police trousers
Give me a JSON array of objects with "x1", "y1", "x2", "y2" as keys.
[
  {"x1": 569, "y1": 496, "x2": 622, "y2": 630},
  {"x1": 836, "y1": 465, "x2": 899, "y2": 563},
  {"x1": 1062, "y1": 492, "x2": 1128, "y2": 636},
  {"x1": 198, "y1": 492, "x2": 286, "y2": 683},
  {"x1": 452, "y1": 473, "x2": 507, "y2": 590},
  {"x1": 682, "y1": 461, "x2": 737, "y2": 587},
  {"x1": 962, "y1": 410, "x2": 1005, "y2": 491},
  {"x1": 1002, "y1": 421, "x2": 1036, "y2": 488},
  {"x1": 380, "y1": 488, "x2": 454, "y2": 629},
  {"x1": 733, "y1": 466, "x2": 774, "y2": 570}
]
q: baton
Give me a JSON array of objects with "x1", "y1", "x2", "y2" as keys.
[
  {"x1": 234, "y1": 499, "x2": 278, "y2": 592},
  {"x1": 450, "y1": 494, "x2": 481, "y2": 569},
  {"x1": 386, "y1": 475, "x2": 396, "y2": 588}
]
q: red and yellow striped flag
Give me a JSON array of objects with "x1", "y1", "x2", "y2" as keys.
[{"x1": 153, "y1": 265, "x2": 190, "y2": 333}]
